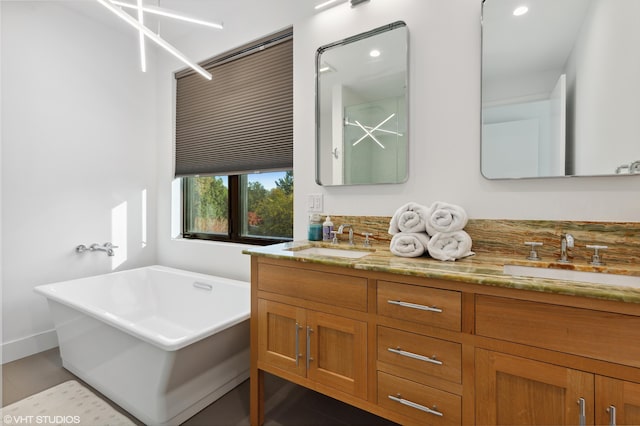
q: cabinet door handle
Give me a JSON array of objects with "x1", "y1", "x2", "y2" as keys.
[
  {"x1": 295, "y1": 323, "x2": 301, "y2": 367},
  {"x1": 388, "y1": 394, "x2": 443, "y2": 417},
  {"x1": 607, "y1": 405, "x2": 616, "y2": 426},
  {"x1": 577, "y1": 398, "x2": 586, "y2": 426},
  {"x1": 387, "y1": 347, "x2": 443, "y2": 365},
  {"x1": 387, "y1": 299, "x2": 443, "y2": 313},
  {"x1": 306, "y1": 326, "x2": 313, "y2": 370}
]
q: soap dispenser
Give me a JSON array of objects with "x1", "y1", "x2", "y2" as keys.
[
  {"x1": 322, "y1": 216, "x2": 334, "y2": 242},
  {"x1": 308, "y1": 214, "x2": 323, "y2": 241}
]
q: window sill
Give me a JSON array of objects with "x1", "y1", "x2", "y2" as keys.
[{"x1": 172, "y1": 235, "x2": 290, "y2": 248}]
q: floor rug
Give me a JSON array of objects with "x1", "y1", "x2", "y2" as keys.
[{"x1": 1, "y1": 380, "x2": 135, "y2": 426}]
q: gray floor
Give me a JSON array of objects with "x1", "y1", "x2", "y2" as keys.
[{"x1": 2, "y1": 348, "x2": 397, "y2": 426}]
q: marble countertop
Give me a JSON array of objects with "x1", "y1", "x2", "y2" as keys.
[{"x1": 244, "y1": 241, "x2": 640, "y2": 304}]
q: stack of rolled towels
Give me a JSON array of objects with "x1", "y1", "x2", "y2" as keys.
[{"x1": 388, "y1": 201, "x2": 475, "y2": 261}]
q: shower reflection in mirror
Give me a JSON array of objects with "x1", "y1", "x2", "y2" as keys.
[{"x1": 316, "y1": 21, "x2": 408, "y2": 186}]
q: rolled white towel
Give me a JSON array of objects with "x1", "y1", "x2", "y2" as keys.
[
  {"x1": 389, "y1": 232, "x2": 430, "y2": 258},
  {"x1": 388, "y1": 202, "x2": 429, "y2": 234},
  {"x1": 425, "y1": 201, "x2": 468, "y2": 235},
  {"x1": 427, "y1": 230, "x2": 475, "y2": 261}
]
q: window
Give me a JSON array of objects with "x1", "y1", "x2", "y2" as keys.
[
  {"x1": 183, "y1": 171, "x2": 293, "y2": 244},
  {"x1": 175, "y1": 29, "x2": 293, "y2": 244}
]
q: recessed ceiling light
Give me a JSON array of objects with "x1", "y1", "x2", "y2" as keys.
[
  {"x1": 369, "y1": 49, "x2": 381, "y2": 58},
  {"x1": 513, "y1": 6, "x2": 529, "y2": 16}
]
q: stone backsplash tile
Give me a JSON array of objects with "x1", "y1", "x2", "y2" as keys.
[{"x1": 322, "y1": 215, "x2": 639, "y2": 266}]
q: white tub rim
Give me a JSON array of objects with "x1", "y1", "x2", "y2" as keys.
[{"x1": 34, "y1": 265, "x2": 250, "y2": 351}]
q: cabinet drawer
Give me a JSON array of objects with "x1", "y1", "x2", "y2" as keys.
[
  {"x1": 377, "y1": 281, "x2": 461, "y2": 331},
  {"x1": 476, "y1": 295, "x2": 640, "y2": 368},
  {"x1": 378, "y1": 326, "x2": 461, "y2": 384},
  {"x1": 378, "y1": 371, "x2": 461, "y2": 425},
  {"x1": 257, "y1": 263, "x2": 367, "y2": 311}
]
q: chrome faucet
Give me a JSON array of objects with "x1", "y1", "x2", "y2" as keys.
[
  {"x1": 337, "y1": 224, "x2": 354, "y2": 245},
  {"x1": 558, "y1": 233, "x2": 574, "y2": 263},
  {"x1": 76, "y1": 242, "x2": 118, "y2": 257}
]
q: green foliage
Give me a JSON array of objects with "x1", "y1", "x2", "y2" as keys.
[
  {"x1": 187, "y1": 176, "x2": 228, "y2": 233},
  {"x1": 252, "y1": 187, "x2": 293, "y2": 238},
  {"x1": 187, "y1": 172, "x2": 293, "y2": 239},
  {"x1": 247, "y1": 181, "x2": 268, "y2": 213},
  {"x1": 195, "y1": 176, "x2": 228, "y2": 219},
  {"x1": 275, "y1": 171, "x2": 293, "y2": 195},
  {"x1": 248, "y1": 171, "x2": 294, "y2": 238}
]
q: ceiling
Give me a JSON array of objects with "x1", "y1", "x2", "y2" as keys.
[{"x1": 65, "y1": 0, "x2": 316, "y2": 47}]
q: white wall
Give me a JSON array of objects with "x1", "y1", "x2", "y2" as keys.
[{"x1": 1, "y1": 1, "x2": 157, "y2": 362}]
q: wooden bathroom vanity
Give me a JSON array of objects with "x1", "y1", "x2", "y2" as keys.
[{"x1": 247, "y1": 243, "x2": 640, "y2": 425}]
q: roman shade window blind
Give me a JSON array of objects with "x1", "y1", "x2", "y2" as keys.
[{"x1": 174, "y1": 28, "x2": 293, "y2": 177}]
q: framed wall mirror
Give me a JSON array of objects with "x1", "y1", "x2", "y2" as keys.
[
  {"x1": 481, "y1": 0, "x2": 640, "y2": 179},
  {"x1": 316, "y1": 21, "x2": 408, "y2": 186}
]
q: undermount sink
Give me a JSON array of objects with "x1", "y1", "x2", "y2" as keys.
[
  {"x1": 291, "y1": 246, "x2": 373, "y2": 259},
  {"x1": 504, "y1": 264, "x2": 640, "y2": 288}
]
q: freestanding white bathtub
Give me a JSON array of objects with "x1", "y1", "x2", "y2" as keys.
[{"x1": 34, "y1": 265, "x2": 250, "y2": 426}]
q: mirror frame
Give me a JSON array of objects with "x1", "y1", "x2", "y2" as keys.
[{"x1": 315, "y1": 21, "x2": 409, "y2": 186}]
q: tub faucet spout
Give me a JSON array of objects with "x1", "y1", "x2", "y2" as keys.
[{"x1": 89, "y1": 242, "x2": 118, "y2": 256}]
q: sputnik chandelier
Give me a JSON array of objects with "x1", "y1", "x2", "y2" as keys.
[{"x1": 95, "y1": 0, "x2": 223, "y2": 79}]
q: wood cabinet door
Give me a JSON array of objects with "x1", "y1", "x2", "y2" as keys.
[
  {"x1": 596, "y1": 376, "x2": 640, "y2": 425},
  {"x1": 258, "y1": 299, "x2": 306, "y2": 377},
  {"x1": 476, "y1": 349, "x2": 594, "y2": 425},
  {"x1": 307, "y1": 311, "x2": 367, "y2": 399}
]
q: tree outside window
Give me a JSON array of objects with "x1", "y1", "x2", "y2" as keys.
[{"x1": 184, "y1": 171, "x2": 293, "y2": 244}]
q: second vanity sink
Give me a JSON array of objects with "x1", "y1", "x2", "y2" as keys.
[
  {"x1": 504, "y1": 264, "x2": 640, "y2": 289},
  {"x1": 288, "y1": 246, "x2": 373, "y2": 259}
]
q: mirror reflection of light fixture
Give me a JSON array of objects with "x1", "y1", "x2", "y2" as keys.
[
  {"x1": 350, "y1": 0, "x2": 371, "y2": 6},
  {"x1": 95, "y1": 0, "x2": 222, "y2": 79},
  {"x1": 319, "y1": 62, "x2": 336, "y2": 73}
]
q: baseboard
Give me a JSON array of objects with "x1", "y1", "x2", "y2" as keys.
[{"x1": 1, "y1": 329, "x2": 58, "y2": 364}]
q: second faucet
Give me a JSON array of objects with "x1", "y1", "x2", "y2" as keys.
[{"x1": 336, "y1": 224, "x2": 354, "y2": 246}]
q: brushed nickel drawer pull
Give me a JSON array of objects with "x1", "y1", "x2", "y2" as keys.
[
  {"x1": 578, "y1": 398, "x2": 586, "y2": 426},
  {"x1": 295, "y1": 323, "x2": 301, "y2": 367},
  {"x1": 387, "y1": 299, "x2": 443, "y2": 313},
  {"x1": 306, "y1": 326, "x2": 313, "y2": 370},
  {"x1": 388, "y1": 394, "x2": 443, "y2": 417},
  {"x1": 387, "y1": 347, "x2": 443, "y2": 365}
]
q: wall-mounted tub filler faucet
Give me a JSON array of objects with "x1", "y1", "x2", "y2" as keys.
[
  {"x1": 76, "y1": 242, "x2": 118, "y2": 257},
  {"x1": 557, "y1": 233, "x2": 574, "y2": 263},
  {"x1": 337, "y1": 224, "x2": 354, "y2": 245}
]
